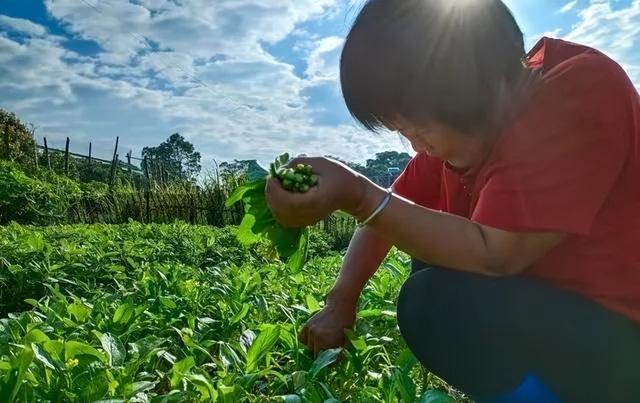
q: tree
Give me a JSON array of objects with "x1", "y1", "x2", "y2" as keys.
[
  {"x1": 363, "y1": 151, "x2": 412, "y2": 186},
  {"x1": 0, "y1": 109, "x2": 36, "y2": 166},
  {"x1": 219, "y1": 160, "x2": 268, "y2": 182},
  {"x1": 327, "y1": 151, "x2": 411, "y2": 187},
  {"x1": 141, "y1": 133, "x2": 201, "y2": 182}
]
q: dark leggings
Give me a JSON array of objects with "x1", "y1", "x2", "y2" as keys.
[{"x1": 397, "y1": 260, "x2": 640, "y2": 402}]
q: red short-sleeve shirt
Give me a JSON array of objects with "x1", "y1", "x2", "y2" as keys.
[{"x1": 393, "y1": 37, "x2": 640, "y2": 323}]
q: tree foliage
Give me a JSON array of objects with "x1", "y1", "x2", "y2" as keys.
[
  {"x1": 327, "y1": 151, "x2": 412, "y2": 186},
  {"x1": 0, "y1": 109, "x2": 35, "y2": 165},
  {"x1": 141, "y1": 133, "x2": 202, "y2": 182},
  {"x1": 219, "y1": 159, "x2": 268, "y2": 182}
]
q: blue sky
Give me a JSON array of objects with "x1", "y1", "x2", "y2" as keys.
[{"x1": 0, "y1": 0, "x2": 638, "y2": 169}]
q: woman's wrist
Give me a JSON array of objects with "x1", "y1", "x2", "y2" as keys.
[
  {"x1": 327, "y1": 284, "x2": 361, "y2": 307},
  {"x1": 343, "y1": 174, "x2": 386, "y2": 222}
]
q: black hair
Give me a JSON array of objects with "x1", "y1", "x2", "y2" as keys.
[{"x1": 340, "y1": 0, "x2": 526, "y2": 134}]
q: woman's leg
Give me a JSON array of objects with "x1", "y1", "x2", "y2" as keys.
[{"x1": 398, "y1": 260, "x2": 640, "y2": 402}]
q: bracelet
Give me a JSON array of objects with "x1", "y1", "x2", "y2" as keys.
[{"x1": 357, "y1": 187, "x2": 393, "y2": 228}]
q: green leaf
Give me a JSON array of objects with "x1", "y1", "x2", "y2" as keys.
[
  {"x1": 245, "y1": 325, "x2": 280, "y2": 373},
  {"x1": 305, "y1": 294, "x2": 321, "y2": 313},
  {"x1": 237, "y1": 213, "x2": 261, "y2": 246},
  {"x1": 100, "y1": 333, "x2": 125, "y2": 367},
  {"x1": 68, "y1": 302, "x2": 91, "y2": 323},
  {"x1": 269, "y1": 225, "x2": 302, "y2": 258},
  {"x1": 1, "y1": 347, "x2": 34, "y2": 403},
  {"x1": 230, "y1": 304, "x2": 250, "y2": 325},
  {"x1": 309, "y1": 348, "x2": 342, "y2": 379},
  {"x1": 397, "y1": 348, "x2": 417, "y2": 373},
  {"x1": 42, "y1": 340, "x2": 64, "y2": 362},
  {"x1": 31, "y1": 343, "x2": 56, "y2": 370},
  {"x1": 418, "y1": 390, "x2": 455, "y2": 403},
  {"x1": 130, "y1": 381, "x2": 157, "y2": 394},
  {"x1": 170, "y1": 356, "x2": 195, "y2": 388},
  {"x1": 65, "y1": 341, "x2": 107, "y2": 363},
  {"x1": 25, "y1": 329, "x2": 50, "y2": 344},
  {"x1": 392, "y1": 366, "x2": 417, "y2": 403},
  {"x1": 225, "y1": 180, "x2": 265, "y2": 207},
  {"x1": 159, "y1": 296, "x2": 177, "y2": 309},
  {"x1": 185, "y1": 373, "x2": 218, "y2": 401},
  {"x1": 113, "y1": 303, "x2": 136, "y2": 325},
  {"x1": 278, "y1": 395, "x2": 302, "y2": 403},
  {"x1": 286, "y1": 227, "x2": 309, "y2": 272}
]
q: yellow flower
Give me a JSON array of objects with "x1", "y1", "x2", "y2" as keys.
[{"x1": 66, "y1": 358, "x2": 79, "y2": 369}]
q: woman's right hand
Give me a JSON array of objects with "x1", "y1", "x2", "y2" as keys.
[{"x1": 298, "y1": 293, "x2": 357, "y2": 356}]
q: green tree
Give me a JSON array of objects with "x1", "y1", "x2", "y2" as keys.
[
  {"x1": 363, "y1": 151, "x2": 411, "y2": 185},
  {"x1": 327, "y1": 152, "x2": 411, "y2": 186},
  {"x1": 0, "y1": 109, "x2": 36, "y2": 166},
  {"x1": 141, "y1": 133, "x2": 201, "y2": 182},
  {"x1": 219, "y1": 160, "x2": 268, "y2": 182}
]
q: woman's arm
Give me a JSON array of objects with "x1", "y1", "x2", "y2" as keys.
[
  {"x1": 327, "y1": 225, "x2": 393, "y2": 304},
  {"x1": 298, "y1": 225, "x2": 392, "y2": 354},
  {"x1": 349, "y1": 179, "x2": 566, "y2": 276}
]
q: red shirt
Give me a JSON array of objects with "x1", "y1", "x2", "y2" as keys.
[{"x1": 393, "y1": 37, "x2": 640, "y2": 323}]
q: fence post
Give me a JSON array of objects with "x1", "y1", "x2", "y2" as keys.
[
  {"x1": 33, "y1": 138, "x2": 39, "y2": 170},
  {"x1": 110, "y1": 153, "x2": 119, "y2": 185},
  {"x1": 88, "y1": 142, "x2": 92, "y2": 170},
  {"x1": 43, "y1": 137, "x2": 51, "y2": 170},
  {"x1": 127, "y1": 151, "x2": 132, "y2": 178},
  {"x1": 109, "y1": 137, "x2": 119, "y2": 186},
  {"x1": 144, "y1": 156, "x2": 151, "y2": 223},
  {"x1": 64, "y1": 137, "x2": 70, "y2": 175}
]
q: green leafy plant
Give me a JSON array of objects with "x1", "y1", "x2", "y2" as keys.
[
  {"x1": 0, "y1": 222, "x2": 466, "y2": 402},
  {"x1": 226, "y1": 153, "x2": 312, "y2": 272}
]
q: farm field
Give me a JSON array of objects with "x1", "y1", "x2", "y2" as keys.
[{"x1": 0, "y1": 222, "x2": 465, "y2": 402}]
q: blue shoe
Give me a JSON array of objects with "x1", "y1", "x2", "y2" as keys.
[{"x1": 476, "y1": 373, "x2": 562, "y2": 403}]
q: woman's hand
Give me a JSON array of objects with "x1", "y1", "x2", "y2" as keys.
[
  {"x1": 265, "y1": 157, "x2": 367, "y2": 228},
  {"x1": 298, "y1": 295, "x2": 357, "y2": 356}
]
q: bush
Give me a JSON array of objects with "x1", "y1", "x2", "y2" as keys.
[{"x1": 0, "y1": 161, "x2": 82, "y2": 225}]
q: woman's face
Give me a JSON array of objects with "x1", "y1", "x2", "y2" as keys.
[{"x1": 391, "y1": 116, "x2": 492, "y2": 170}]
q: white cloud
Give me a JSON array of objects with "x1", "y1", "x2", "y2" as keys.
[
  {"x1": 558, "y1": 0, "x2": 579, "y2": 14},
  {"x1": 0, "y1": 0, "x2": 404, "y2": 167},
  {"x1": 305, "y1": 36, "x2": 344, "y2": 84},
  {"x1": 0, "y1": 15, "x2": 48, "y2": 37},
  {"x1": 564, "y1": 0, "x2": 640, "y2": 87}
]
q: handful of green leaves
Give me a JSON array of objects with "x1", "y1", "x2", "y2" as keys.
[{"x1": 225, "y1": 153, "x2": 317, "y2": 271}]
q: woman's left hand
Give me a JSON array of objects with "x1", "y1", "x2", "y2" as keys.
[{"x1": 265, "y1": 156, "x2": 367, "y2": 228}]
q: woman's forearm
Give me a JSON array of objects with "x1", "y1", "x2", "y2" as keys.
[
  {"x1": 347, "y1": 179, "x2": 493, "y2": 275},
  {"x1": 328, "y1": 225, "x2": 393, "y2": 305}
]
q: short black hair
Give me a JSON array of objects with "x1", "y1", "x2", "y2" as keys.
[{"x1": 340, "y1": 0, "x2": 526, "y2": 134}]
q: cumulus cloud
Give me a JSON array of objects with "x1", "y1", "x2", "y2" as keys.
[
  {"x1": 0, "y1": 0, "x2": 401, "y2": 167},
  {"x1": 0, "y1": 15, "x2": 48, "y2": 37},
  {"x1": 564, "y1": 0, "x2": 640, "y2": 87},
  {"x1": 305, "y1": 36, "x2": 344, "y2": 84}
]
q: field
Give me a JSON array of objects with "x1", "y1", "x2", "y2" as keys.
[{"x1": 0, "y1": 222, "x2": 465, "y2": 402}]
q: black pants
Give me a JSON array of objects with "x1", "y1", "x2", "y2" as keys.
[{"x1": 397, "y1": 260, "x2": 640, "y2": 402}]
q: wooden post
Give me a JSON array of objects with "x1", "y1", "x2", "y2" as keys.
[
  {"x1": 64, "y1": 137, "x2": 70, "y2": 175},
  {"x1": 110, "y1": 153, "x2": 119, "y2": 185},
  {"x1": 33, "y1": 138, "x2": 39, "y2": 170},
  {"x1": 43, "y1": 137, "x2": 51, "y2": 170},
  {"x1": 127, "y1": 151, "x2": 132, "y2": 177},
  {"x1": 88, "y1": 142, "x2": 92, "y2": 169},
  {"x1": 109, "y1": 137, "x2": 119, "y2": 185},
  {"x1": 144, "y1": 156, "x2": 151, "y2": 223}
]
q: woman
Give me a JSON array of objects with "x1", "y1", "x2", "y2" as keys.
[{"x1": 266, "y1": 0, "x2": 640, "y2": 401}]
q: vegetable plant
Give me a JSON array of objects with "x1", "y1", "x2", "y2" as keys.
[{"x1": 225, "y1": 153, "x2": 316, "y2": 272}]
